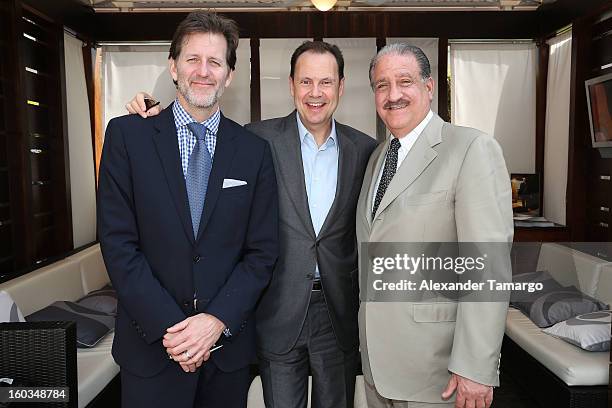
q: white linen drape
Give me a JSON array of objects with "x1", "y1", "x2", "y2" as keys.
[
  {"x1": 543, "y1": 31, "x2": 572, "y2": 225},
  {"x1": 64, "y1": 32, "x2": 97, "y2": 247},
  {"x1": 450, "y1": 42, "x2": 537, "y2": 174}
]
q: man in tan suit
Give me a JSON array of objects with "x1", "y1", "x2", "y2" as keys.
[{"x1": 356, "y1": 43, "x2": 513, "y2": 408}]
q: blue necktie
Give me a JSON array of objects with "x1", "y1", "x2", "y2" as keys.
[{"x1": 186, "y1": 122, "x2": 213, "y2": 237}]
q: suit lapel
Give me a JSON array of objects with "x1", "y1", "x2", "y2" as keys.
[
  {"x1": 270, "y1": 112, "x2": 316, "y2": 238},
  {"x1": 364, "y1": 142, "x2": 387, "y2": 229},
  {"x1": 372, "y1": 114, "x2": 444, "y2": 221},
  {"x1": 318, "y1": 123, "x2": 356, "y2": 239},
  {"x1": 196, "y1": 114, "x2": 237, "y2": 241},
  {"x1": 152, "y1": 103, "x2": 195, "y2": 243}
]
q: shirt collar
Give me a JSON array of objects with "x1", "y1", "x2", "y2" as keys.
[
  {"x1": 172, "y1": 98, "x2": 221, "y2": 136},
  {"x1": 391, "y1": 109, "x2": 433, "y2": 147},
  {"x1": 296, "y1": 112, "x2": 337, "y2": 147}
]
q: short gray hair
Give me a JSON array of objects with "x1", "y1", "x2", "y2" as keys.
[{"x1": 369, "y1": 43, "x2": 431, "y2": 88}]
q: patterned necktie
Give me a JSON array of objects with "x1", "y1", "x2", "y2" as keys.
[
  {"x1": 372, "y1": 137, "x2": 401, "y2": 220},
  {"x1": 186, "y1": 122, "x2": 213, "y2": 237}
]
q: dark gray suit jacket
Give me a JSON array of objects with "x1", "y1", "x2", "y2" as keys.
[{"x1": 246, "y1": 111, "x2": 377, "y2": 354}]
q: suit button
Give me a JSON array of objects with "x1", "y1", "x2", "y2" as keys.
[
  {"x1": 183, "y1": 301, "x2": 190, "y2": 307},
  {"x1": 193, "y1": 255, "x2": 201, "y2": 263},
  {"x1": 306, "y1": 273, "x2": 314, "y2": 279}
]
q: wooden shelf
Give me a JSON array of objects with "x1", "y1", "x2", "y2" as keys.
[
  {"x1": 21, "y1": 16, "x2": 53, "y2": 34},
  {"x1": 0, "y1": 255, "x2": 15, "y2": 264},
  {"x1": 0, "y1": 219, "x2": 12, "y2": 227},
  {"x1": 24, "y1": 68, "x2": 55, "y2": 79},
  {"x1": 22, "y1": 34, "x2": 51, "y2": 48},
  {"x1": 31, "y1": 180, "x2": 52, "y2": 186}
]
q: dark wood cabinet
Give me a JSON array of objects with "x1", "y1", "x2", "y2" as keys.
[{"x1": 0, "y1": 1, "x2": 72, "y2": 282}]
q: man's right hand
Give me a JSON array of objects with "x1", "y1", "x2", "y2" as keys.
[{"x1": 125, "y1": 92, "x2": 162, "y2": 118}]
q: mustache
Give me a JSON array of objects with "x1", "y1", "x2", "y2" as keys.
[
  {"x1": 189, "y1": 75, "x2": 216, "y2": 85},
  {"x1": 383, "y1": 99, "x2": 409, "y2": 109}
]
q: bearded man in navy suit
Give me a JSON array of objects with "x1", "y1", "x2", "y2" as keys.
[{"x1": 97, "y1": 11, "x2": 278, "y2": 408}]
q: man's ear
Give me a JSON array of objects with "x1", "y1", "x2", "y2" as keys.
[
  {"x1": 289, "y1": 76, "x2": 297, "y2": 99},
  {"x1": 169, "y1": 58, "x2": 178, "y2": 83},
  {"x1": 338, "y1": 77, "x2": 345, "y2": 98},
  {"x1": 224, "y1": 68, "x2": 234, "y2": 88},
  {"x1": 426, "y1": 77, "x2": 435, "y2": 101}
]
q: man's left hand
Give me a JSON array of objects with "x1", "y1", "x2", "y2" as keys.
[
  {"x1": 441, "y1": 372, "x2": 493, "y2": 408},
  {"x1": 163, "y1": 313, "x2": 225, "y2": 366}
]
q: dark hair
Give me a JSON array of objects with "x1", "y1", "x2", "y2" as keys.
[
  {"x1": 169, "y1": 11, "x2": 239, "y2": 71},
  {"x1": 368, "y1": 43, "x2": 431, "y2": 88},
  {"x1": 290, "y1": 41, "x2": 345, "y2": 80}
]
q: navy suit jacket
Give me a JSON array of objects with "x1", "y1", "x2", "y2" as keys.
[{"x1": 97, "y1": 104, "x2": 279, "y2": 378}]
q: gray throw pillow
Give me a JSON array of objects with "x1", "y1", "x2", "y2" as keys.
[
  {"x1": 77, "y1": 284, "x2": 117, "y2": 316},
  {"x1": 26, "y1": 301, "x2": 114, "y2": 348},
  {"x1": 512, "y1": 283, "x2": 609, "y2": 328},
  {"x1": 510, "y1": 270, "x2": 563, "y2": 303},
  {"x1": 543, "y1": 310, "x2": 611, "y2": 351},
  {"x1": 0, "y1": 290, "x2": 25, "y2": 322}
]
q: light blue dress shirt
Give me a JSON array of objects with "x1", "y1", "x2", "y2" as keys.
[{"x1": 296, "y1": 114, "x2": 339, "y2": 279}]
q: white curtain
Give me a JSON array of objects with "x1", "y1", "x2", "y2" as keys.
[
  {"x1": 260, "y1": 38, "x2": 311, "y2": 120},
  {"x1": 324, "y1": 38, "x2": 377, "y2": 138},
  {"x1": 63, "y1": 32, "x2": 97, "y2": 248},
  {"x1": 387, "y1": 38, "x2": 439, "y2": 114},
  {"x1": 543, "y1": 31, "x2": 572, "y2": 225},
  {"x1": 103, "y1": 45, "x2": 174, "y2": 128},
  {"x1": 102, "y1": 40, "x2": 251, "y2": 130},
  {"x1": 450, "y1": 42, "x2": 537, "y2": 174}
]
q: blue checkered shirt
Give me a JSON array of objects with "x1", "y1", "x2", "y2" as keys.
[{"x1": 172, "y1": 99, "x2": 220, "y2": 178}]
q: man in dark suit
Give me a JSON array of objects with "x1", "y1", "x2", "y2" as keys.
[
  {"x1": 245, "y1": 42, "x2": 377, "y2": 408},
  {"x1": 126, "y1": 41, "x2": 377, "y2": 408},
  {"x1": 98, "y1": 12, "x2": 278, "y2": 408}
]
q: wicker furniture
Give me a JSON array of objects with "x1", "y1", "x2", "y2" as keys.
[
  {"x1": 0, "y1": 321, "x2": 78, "y2": 408},
  {"x1": 0, "y1": 245, "x2": 118, "y2": 407}
]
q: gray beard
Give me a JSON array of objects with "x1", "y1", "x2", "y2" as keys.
[{"x1": 179, "y1": 80, "x2": 225, "y2": 109}]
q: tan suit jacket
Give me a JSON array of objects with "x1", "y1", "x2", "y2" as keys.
[{"x1": 356, "y1": 113, "x2": 513, "y2": 402}]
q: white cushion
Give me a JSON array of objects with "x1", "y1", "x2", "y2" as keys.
[
  {"x1": 0, "y1": 258, "x2": 83, "y2": 316},
  {"x1": 506, "y1": 307, "x2": 609, "y2": 386},
  {"x1": 247, "y1": 375, "x2": 368, "y2": 408},
  {"x1": 76, "y1": 332, "x2": 119, "y2": 408},
  {"x1": 543, "y1": 311, "x2": 611, "y2": 352},
  {"x1": 0, "y1": 290, "x2": 25, "y2": 322}
]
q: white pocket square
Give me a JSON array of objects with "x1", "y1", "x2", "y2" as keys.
[{"x1": 223, "y1": 178, "x2": 247, "y2": 188}]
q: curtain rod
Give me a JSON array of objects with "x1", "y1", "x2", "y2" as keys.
[
  {"x1": 448, "y1": 39, "x2": 534, "y2": 44},
  {"x1": 98, "y1": 41, "x2": 171, "y2": 46},
  {"x1": 555, "y1": 25, "x2": 572, "y2": 37}
]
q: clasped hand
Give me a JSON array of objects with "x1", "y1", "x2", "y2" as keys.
[{"x1": 163, "y1": 313, "x2": 225, "y2": 373}]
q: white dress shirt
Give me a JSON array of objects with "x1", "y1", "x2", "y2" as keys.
[{"x1": 372, "y1": 110, "x2": 434, "y2": 211}]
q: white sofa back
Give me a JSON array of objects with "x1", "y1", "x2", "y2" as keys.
[
  {"x1": 536, "y1": 243, "x2": 611, "y2": 300},
  {"x1": 594, "y1": 263, "x2": 612, "y2": 306},
  {"x1": 0, "y1": 244, "x2": 109, "y2": 316}
]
